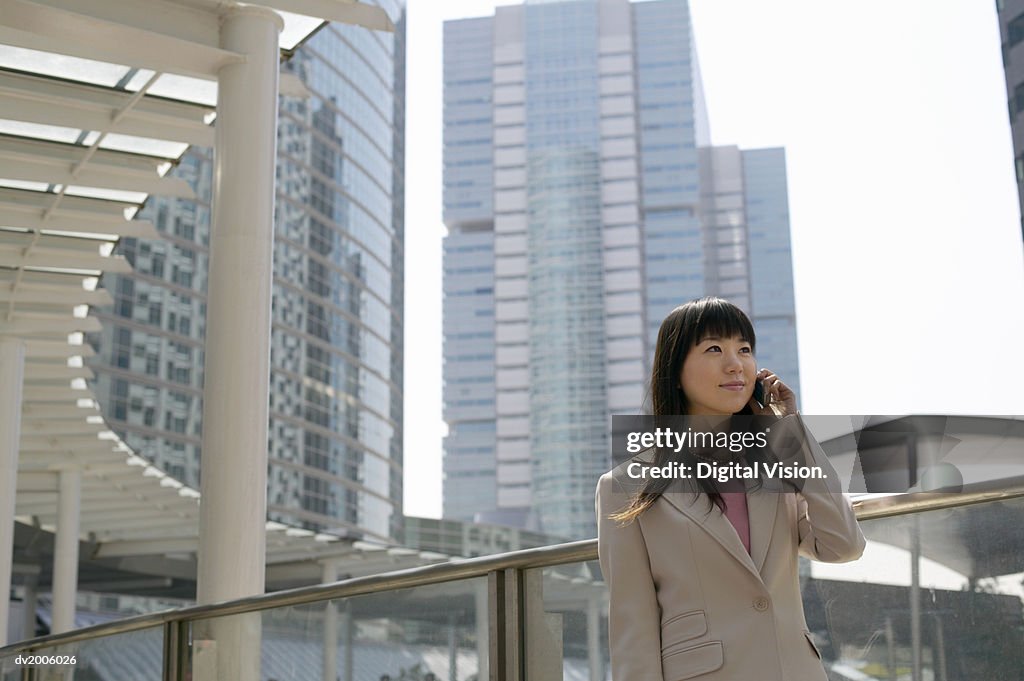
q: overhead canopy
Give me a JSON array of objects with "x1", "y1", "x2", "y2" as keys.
[{"x1": 0, "y1": 0, "x2": 397, "y2": 587}]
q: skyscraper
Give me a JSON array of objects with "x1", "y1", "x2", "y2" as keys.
[
  {"x1": 443, "y1": 0, "x2": 798, "y2": 540},
  {"x1": 997, "y1": 0, "x2": 1024, "y2": 239},
  {"x1": 88, "y1": 0, "x2": 406, "y2": 542}
]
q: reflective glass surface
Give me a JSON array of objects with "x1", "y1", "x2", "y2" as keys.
[
  {"x1": 528, "y1": 495, "x2": 1024, "y2": 681},
  {"x1": 187, "y1": 578, "x2": 488, "y2": 681},
  {"x1": 0, "y1": 626, "x2": 163, "y2": 681},
  {"x1": 86, "y1": 2, "x2": 407, "y2": 539}
]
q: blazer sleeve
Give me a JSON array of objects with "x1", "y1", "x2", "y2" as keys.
[
  {"x1": 769, "y1": 415, "x2": 867, "y2": 563},
  {"x1": 596, "y1": 473, "x2": 665, "y2": 681}
]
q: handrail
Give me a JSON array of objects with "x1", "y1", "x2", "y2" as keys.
[{"x1": 3, "y1": 477, "x2": 1024, "y2": 655}]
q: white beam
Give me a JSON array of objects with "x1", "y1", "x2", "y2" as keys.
[
  {"x1": 0, "y1": 71, "x2": 216, "y2": 148},
  {"x1": 17, "y1": 497, "x2": 140, "y2": 516},
  {"x1": 0, "y1": 288, "x2": 113, "y2": 307},
  {"x1": 19, "y1": 434, "x2": 107, "y2": 449},
  {"x1": 24, "y1": 0, "x2": 221, "y2": 50},
  {"x1": 0, "y1": 246, "x2": 131, "y2": 273},
  {"x1": 0, "y1": 230, "x2": 117, "y2": 254},
  {"x1": 16, "y1": 450, "x2": 120, "y2": 465},
  {"x1": 15, "y1": 471, "x2": 57, "y2": 493},
  {"x1": 21, "y1": 365, "x2": 95, "y2": 381},
  {"x1": 262, "y1": 0, "x2": 394, "y2": 32},
  {"x1": 21, "y1": 383, "x2": 98, "y2": 402},
  {"x1": 1, "y1": 0, "x2": 245, "y2": 80},
  {"x1": 94, "y1": 537, "x2": 199, "y2": 558},
  {"x1": 19, "y1": 416, "x2": 99, "y2": 430},
  {"x1": 85, "y1": 525, "x2": 198, "y2": 544},
  {"x1": 0, "y1": 209, "x2": 158, "y2": 239},
  {"x1": 87, "y1": 513, "x2": 194, "y2": 535},
  {"x1": 20, "y1": 419, "x2": 102, "y2": 436},
  {"x1": 0, "y1": 156, "x2": 194, "y2": 200},
  {"x1": 20, "y1": 407, "x2": 100, "y2": 423},
  {"x1": 20, "y1": 340, "x2": 96, "y2": 361},
  {"x1": 0, "y1": 135, "x2": 196, "y2": 198},
  {"x1": 0, "y1": 317, "x2": 100, "y2": 336}
]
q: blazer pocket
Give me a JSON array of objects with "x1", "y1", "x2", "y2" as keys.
[
  {"x1": 803, "y1": 630, "x2": 822, "y2": 660},
  {"x1": 661, "y1": 609, "x2": 708, "y2": 653},
  {"x1": 661, "y1": 640, "x2": 724, "y2": 680}
]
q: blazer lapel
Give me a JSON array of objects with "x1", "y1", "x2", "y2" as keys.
[
  {"x1": 659, "y1": 482, "x2": 762, "y2": 582},
  {"x1": 746, "y1": 476, "x2": 780, "y2": 574}
]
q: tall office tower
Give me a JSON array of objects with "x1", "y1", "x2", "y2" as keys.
[
  {"x1": 699, "y1": 146, "x2": 800, "y2": 399},
  {"x1": 443, "y1": 0, "x2": 798, "y2": 540},
  {"x1": 88, "y1": 1, "x2": 406, "y2": 542},
  {"x1": 742, "y1": 148, "x2": 800, "y2": 395},
  {"x1": 998, "y1": 0, "x2": 1024, "y2": 238}
]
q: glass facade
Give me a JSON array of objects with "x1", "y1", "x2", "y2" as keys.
[
  {"x1": 523, "y1": 2, "x2": 609, "y2": 540},
  {"x1": 88, "y1": 1, "x2": 406, "y2": 542},
  {"x1": 743, "y1": 148, "x2": 801, "y2": 401},
  {"x1": 442, "y1": 17, "x2": 498, "y2": 523},
  {"x1": 443, "y1": 0, "x2": 799, "y2": 540},
  {"x1": 634, "y1": 0, "x2": 706, "y2": 349}
]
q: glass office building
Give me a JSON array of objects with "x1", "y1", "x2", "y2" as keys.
[
  {"x1": 88, "y1": 1, "x2": 406, "y2": 542},
  {"x1": 443, "y1": 0, "x2": 799, "y2": 540}
]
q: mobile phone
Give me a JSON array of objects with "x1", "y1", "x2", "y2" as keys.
[{"x1": 752, "y1": 379, "x2": 765, "y2": 406}]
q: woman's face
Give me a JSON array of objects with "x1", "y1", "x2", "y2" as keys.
[{"x1": 679, "y1": 334, "x2": 756, "y2": 415}]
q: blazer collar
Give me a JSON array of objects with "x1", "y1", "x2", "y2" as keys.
[{"x1": 658, "y1": 476, "x2": 782, "y2": 582}]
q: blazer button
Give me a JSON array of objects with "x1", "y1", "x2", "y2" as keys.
[{"x1": 753, "y1": 597, "x2": 770, "y2": 611}]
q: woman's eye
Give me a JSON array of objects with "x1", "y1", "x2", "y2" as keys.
[
  {"x1": 740, "y1": 347, "x2": 752, "y2": 353},
  {"x1": 706, "y1": 345, "x2": 721, "y2": 352}
]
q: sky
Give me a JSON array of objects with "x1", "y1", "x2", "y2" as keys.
[{"x1": 402, "y1": 0, "x2": 1024, "y2": 519}]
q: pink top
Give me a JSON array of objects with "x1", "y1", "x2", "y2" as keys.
[{"x1": 718, "y1": 477, "x2": 750, "y2": 555}]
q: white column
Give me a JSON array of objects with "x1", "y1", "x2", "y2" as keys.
[
  {"x1": 586, "y1": 597, "x2": 601, "y2": 681},
  {"x1": 51, "y1": 468, "x2": 81, "y2": 634},
  {"x1": 322, "y1": 562, "x2": 338, "y2": 681},
  {"x1": 474, "y1": 580, "x2": 488, "y2": 680},
  {"x1": 0, "y1": 337, "x2": 25, "y2": 646},
  {"x1": 910, "y1": 513, "x2": 922, "y2": 681},
  {"x1": 194, "y1": 7, "x2": 281, "y2": 681},
  {"x1": 447, "y1": 612, "x2": 457, "y2": 681},
  {"x1": 22, "y1": 578, "x2": 37, "y2": 642}
]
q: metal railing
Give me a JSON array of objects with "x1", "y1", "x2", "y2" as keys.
[{"x1": 3, "y1": 476, "x2": 1024, "y2": 680}]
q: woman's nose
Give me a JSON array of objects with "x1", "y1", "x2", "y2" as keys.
[{"x1": 723, "y1": 352, "x2": 743, "y2": 371}]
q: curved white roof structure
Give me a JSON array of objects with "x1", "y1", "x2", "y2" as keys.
[{"x1": 0, "y1": 0, "x2": 436, "y2": 645}]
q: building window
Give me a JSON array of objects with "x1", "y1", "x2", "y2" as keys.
[
  {"x1": 1010, "y1": 12, "x2": 1024, "y2": 48},
  {"x1": 1014, "y1": 83, "x2": 1024, "y2": 120}
]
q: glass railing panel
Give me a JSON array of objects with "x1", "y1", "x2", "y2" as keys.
[
  {"x1": 523, "y1": 560, "x2": 609, "y2": 681},
  {"x1": 0, "y1": 625, "x2": 163, "y2": 681},
  {"x1": 527, "y1": 495, "x2": 1024, "y2": 681},
  {"x1": 809, "y1": 495, "x2": 1024, "y2": 681},
  {"x1": 185, "y1": 576, "x2": 489, "y2": 681}
]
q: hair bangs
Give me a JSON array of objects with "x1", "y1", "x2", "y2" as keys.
[{"x1": 690, "y1": 297, "x2": 756, "y2": 353}]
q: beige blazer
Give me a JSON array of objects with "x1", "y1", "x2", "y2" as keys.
[{"x1": 596, "y1": 415, "x2": 866, "y2": 681}]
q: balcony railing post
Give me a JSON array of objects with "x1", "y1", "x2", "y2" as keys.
[
  {"x1": 163, "y1": 620, "x2": 190, "y2": 681},
  {"x1": 488, "y1": 568, "x2": 526, "y2": 681},
  {"x1": 162, "y1": 621, "x2": 179, "y2": 681}
]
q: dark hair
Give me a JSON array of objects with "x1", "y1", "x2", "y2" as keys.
[{"x1": 611, "y1": 297, "x2": 763, "y2": 523}]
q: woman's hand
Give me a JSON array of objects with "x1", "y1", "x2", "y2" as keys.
[{"x1": 748, "y1": 368, "x2": 798, "y2": 417}]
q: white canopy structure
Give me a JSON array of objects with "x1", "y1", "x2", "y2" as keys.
[{"x1": 0, "y1": 1, "x2": 415, "y2": 664}]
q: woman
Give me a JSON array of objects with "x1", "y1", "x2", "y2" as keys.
[{"x1": 595, "y1": 297, "x2": 865, "y2": 681}]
